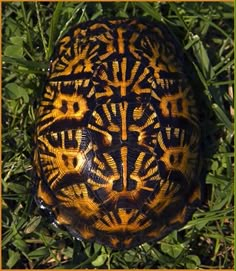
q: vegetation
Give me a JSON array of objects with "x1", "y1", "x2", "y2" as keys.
[{"x1": 2, "y1": 2, "x2": 234, "y2": 269}]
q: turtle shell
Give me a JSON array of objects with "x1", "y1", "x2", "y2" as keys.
[{"x1": 33, "y1": 18, "x2": 201, "y2": 250}]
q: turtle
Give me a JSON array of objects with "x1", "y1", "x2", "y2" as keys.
[{"x1": 33, "y1": 18, "x2": 202, "y2": 250}]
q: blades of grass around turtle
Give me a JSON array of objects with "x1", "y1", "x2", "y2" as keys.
[
  {"x1": 2, "y1": 56, "x2": 47, "y2": 74},
  {"x1": 214, "y1": 59, "x2": 234, "y2": 78},
  {"x1": 24, "y1": 216, "x2": 42, "y2": 235},
  {"x1": 47, "y1": 2, "x2": 64, "y2": 59},
  {"x1": 212, "y1": 80, "x2": 234, "y2": 87},
  {"x1": 69, "y1": 242, "x2": 104, "y2": 269},
  {"x1": 206, "y1": 173, "x2": 232, "y2": 186},
  {"x1": 168, "y1": 2, "x2": 189, "y2": 31},
  {"x1": 213, "y1": 47, "x2": 233, "y2": 73},
  {"x1": 212, "y1": 103, "x2": 233, "y2": 134},
  {"x1": 6, "y1": 250, "x2": 21, "y2": 269},
  {"x1": 187, "y1": 41, "x2": 226, "y2": 111},
  {"x1": 182, "y1": 208, "x2": 233, "y2": 230},
  {"x1": 112, "y1": 2, "x2": 129, "y2": 18},
  {"x1": 191, "y1": 36, "x2": 216, "y2": 81},
  {"x1": 20, "y1": 2, "x2": 34, "y2": 55},
  {"x1": 202, "y1": 17, "x2": 233, "y2": 39},
  {"x1": 55, "y1": 2, "x2": 88, "y2": 45},
  {"x1": 35, "y1": 2, "x2": 48, "y2": 59},
  {"x1": 90, "y1": 3, "x2": 105, "y2": 20},
  {"x1": 134, "y1": 2, "x2": 163, "y2": 22},
  {"x1": 211, "y1": 185, "x2": 233, "y2": 210}
]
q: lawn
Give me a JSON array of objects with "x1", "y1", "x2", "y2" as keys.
[{"x1": 2, "y1": 2, "x2": 234, "y2": 269}]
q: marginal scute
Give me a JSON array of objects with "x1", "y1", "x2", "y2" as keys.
[
  {"x1": 34, "y1": 19, "x2": 201, "y2": 250},
  {"x1": 95, "y1": 209, "x2": 152, "y2": 232},
  {"x1": 56, "y1": 183, "x2": 100, "y2": 218}
]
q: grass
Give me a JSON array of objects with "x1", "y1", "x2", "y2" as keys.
[{"x1": 2, "y1": 2, "x2": 234, "y2": 269}]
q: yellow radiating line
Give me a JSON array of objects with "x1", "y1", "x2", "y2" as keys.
[
  {"x1": 117, "y1": 28, "x2": 125, "y2": 54},
  {"x1": 130, "y1": 61, "x2": 139, "y2": 82},
  {"x1": 103, "y1": 104, "x2": 112, "y2": 122},
  {"x1": 93, "y1": 112, "x2": 104, "y2": 127},
  {"x1": 121, "y1": 146, "x2": 128, "y2": 191},
  {"x1": 111, "y1": 103, "x2": 117, "y2": 116},
  {"x1": 112, "y1": 61, "x2": 119, "y2": 83},
  {"x1": 133, "y1": 152, "x2": 145, "y2": 174},
  {"x1": 120, "y1": 102, "x2": 128, "y2": 141},
  {"x1": 120, "y1": 58, "x2": 127, "y2": 97},
  {"x1": 103, "y1": 153, "x2": 119, "y2": 176},
  {"x1": 88, "y1": 125, "x2": 112, "y2": 145}
]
